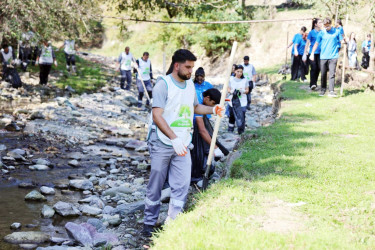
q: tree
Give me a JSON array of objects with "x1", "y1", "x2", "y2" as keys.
[{"x1": 0, "y1": 0, "x2": 102, "y2": 44}]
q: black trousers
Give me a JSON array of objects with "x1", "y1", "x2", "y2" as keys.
[
  {"x1": 291, "y1": 55, "x2": 306, "y2": 80},
  {"x1": 20, "y1": 46, "x2": 31, "y2": 71},
  {"x1": 65, "y1": 53, "x2": 76, "y2": 66},
  {"x1": 308, "y1": 54, "x2": 321, "y2": 87},
  {"x1": 39, "y1": 64, "x2": 52, "y2": 85},
  {"x1": 320, "y1": 58, "x2": 338, "y2": 92},
  {"x1": 228, "y1": 106, "x2": 246, "y2": 134},
  {"x1": 361, "y1": 52, "x2": 370, "y2": 69}
]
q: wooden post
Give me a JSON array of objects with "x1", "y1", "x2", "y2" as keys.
[
  {"x1": 202, "y1": 41, "x2": 238, "y2": 190},
  {"x1": 340, "y1": 13, "x2": 349, "y2": 96}
]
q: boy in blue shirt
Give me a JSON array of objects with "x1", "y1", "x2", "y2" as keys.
[
  {"x1": 361, "y1": 34, "x2": 372, "y2": 69},
  {"x1": 311, "y1": 17, "x2": 343, "y2": 97}
]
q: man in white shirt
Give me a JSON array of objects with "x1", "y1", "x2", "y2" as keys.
[
  {"x1": 117, "y1": 46, "x2": 134, "y2": 90},
  {"x1": 242, "y1": 56, "x2": 257, "y2": 110}
]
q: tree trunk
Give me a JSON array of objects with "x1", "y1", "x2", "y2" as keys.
[{"x1": 369, "y1": 32, "x2": 375, "y2": 71}]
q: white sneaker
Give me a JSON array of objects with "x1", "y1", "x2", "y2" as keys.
[
  {"x1": 310, "y1": 85, "x2": 317, "y2": 90},
  {"x1": 303, "y1": 79, "x2": 309, "y2": 83}
]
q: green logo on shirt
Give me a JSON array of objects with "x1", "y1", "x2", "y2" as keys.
[{"x1": 170, "y1": 105, "x2": 192, "y2": 127}]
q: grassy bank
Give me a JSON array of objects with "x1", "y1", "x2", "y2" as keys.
[
  {"x1": 152, "y1": 80, "x2": 375, "y2": 249},
  {"x1": 27, "y1": 50, "x2": 107, "y2": 94}
]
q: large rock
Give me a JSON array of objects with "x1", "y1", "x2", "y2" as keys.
[
  {"x1": 34, "y1": 158, "x2": 52, "y2": 166},
  {"x1": 69, "y1": 179, "x2": 93, "y2": 190},
  {"x1": 4, "y1": 232, "x2": 50, "y2": 244},
  {"x1": 78, "y1": 196, "x2": 105, "y2": 209},
  {"x1": 7, "y1": 151, "x2": 26, "y2": 161},
  {"x1": 10, "y1": 222, "x2": 22, "y2": 230},
  {"x1": 124, "y1": 96, "x2": 138, "y2": 106},
  {"x1": 67, "y1": 152, "x2": 83, "y2": 160},
  {"x1": 53, "y1": 201, "x2": 81, "y2": 217},
  {"x1": 103, "y1": 186, "x2": 132, "y2": 197},
  {"x1": 81, "y1": 205, "x2": 102, "y2": 216},
  {"x1": 41, "y1": 205, "x2": 55, "y2": 218},
  {"x1": 10, "y1": 149, "x2": 26, "y2": 156},
  {"x1": 68, "y1": 160, "x2": 80, "y2": 168},
  {"x1": 24, "y1": 190, "x2": 47, "y2": 202},
  {"x1": 65, "y1": 222, "x2": 119, "y2": 247},
  {"x1": 29, "y1": 164, "x2": 50, "y2": 171},
  {"x1": 102, "y1": 214, "x2": 121, "y2": 226},
  {"x1": 28, "y1": 111, "x2": 45, "y2": 120},
  {"x1": 125, "y1": 139, "x2": 147, "y2": 150},
  {"x1": 40, "y1": 186, "x2": 55, "y2": 195},
  {"x1": 115, "y1": 201, "x2": 145, "y2": 217}
]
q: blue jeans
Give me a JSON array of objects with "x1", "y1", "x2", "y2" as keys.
[{"x1": 120, "y1": 70, "x2": 132, "y2": 89}]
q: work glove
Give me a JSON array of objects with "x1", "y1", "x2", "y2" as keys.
[
  {"x1": 214, "y1": 148, "x2": 224, "y2": 158},
  {"x1": 54, "y1": 61, "x2": 58, "y2": 67},
  {"x1": 213, "y1": 105, "x2": 225, "y2": 117},
  {"x1": 171, "y1": 137, "x2": 187, "y2": 156}
]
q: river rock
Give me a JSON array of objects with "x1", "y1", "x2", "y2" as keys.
[
  {"x1": 29, "y1": 164, "x2": 50, "y2": 171},
  {"x1": 34, "y1": 158, "x2": 52, "y2": 166},
  {"x1": 79, "y1": 196, "x2": 105, "y2": 209},
  {"x1": 19, "y1": 244, "x2": 38, "y2": 249},
  {"x1": 133, "y1": 177, "x2": 144, "y2": 185},
  {"x1": 68, "y1": 160, "x2": 80, "y2": 167},
  {"x1": 69, "y1": 179, "x2": 93, "y2": 190},
  {"x1": 25, "y1": 190, "x2": 47, "y2": 201},
  {"x1": 7, "y1": 151, "x2": 26, "y2": 161},
  {"x1": 10, "y1": 222, "x2": 22, "y2": 230},
  {"x1": 36, "y1": 247, "x2": 80, "y2": 250},
  {"x1": 161, "y1": 187, "x2": 171, "y2": 203},
  {"x1": 4, "y1": 231, "x2": 50, "y2": 244},
  {"x1": 125, "y1": 139, "x2": 147, "y2": 150},
  {"x1": 40, "y1": 186, "x2": 55, "y2": 195},
  {"x1": 67, "y1": 152, "x2": 83, "y2": 160},
  {"x1": 103, "y1": 186, "x2": 132, "y2": 197},
  {"x1": 115, "y1": 201, "x2": 145, "y2": 217},
  {"x1": 11, "y1": 148, "x2": 26, "y2": 156},
  {"x1": 28, "y1": 111, "x2": 45, "y2": 120},
  {"x1": 53, "y1": 201, "x2": 81, "y2": 217},
  {"x1": 71, "y1": 111, "x2": 82, "y2": 117},
  {"x1": 65, "y1": 222, "x2": 119, "y2": 247},
  {"x1": 5, "y1": 122, "x2": 21, "y2": 132},
  {"x1": 124, "y1": 96, "x2": 138, "y2": 106},
  {"x1": 41, "y1": 205, "x2": 55, "y2": 218},
  {"x1": 18, "y1": 182, "x2": 36, "y2": 188},
  {"x1": 102, "y1": 214, "x2": 121, "y2": 226},
  {"x1": 0, "y1": 144, "x2": 7, "y2": 151},
  {"x1": 81, "y1": 205, "x2": 102, "y2": 216}
]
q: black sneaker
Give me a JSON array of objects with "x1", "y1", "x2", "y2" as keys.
[
  {"x1": 328, "y1": 91, "x2": 337, "y2": 97},
  {"x1": 310, "y1": 85, "x2": 317, "y2": 90},
  {"x1": 319, "y1": 89, "x2": 326, "y2": 96},
  {"x1": 141, "y1": 224, "x2": 155, "y2": 238}
]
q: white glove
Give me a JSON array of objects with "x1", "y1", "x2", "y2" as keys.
[
  {"x1": 302, "y1": 54, "x2": 307, "y2": 62},
  {"x1": 214, "y1": 148, "x2": 224, "y2": 158},
  {"x1": 54, "y1": 61, "x2": 58, "y2": 67},
  {"x1": 171, "y1": 137, "x2": 187, "y2": 156},
  {"x1": 213, "y1": 105, "x2": 225, "y2": 117}
]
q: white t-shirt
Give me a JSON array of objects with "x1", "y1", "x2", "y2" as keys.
[
  {"x1": 118, "y1": 52, "x2": 133, "y2": 71},
  {"x1": 229, "y1": 77, "x2": 248, "y2": 107}
]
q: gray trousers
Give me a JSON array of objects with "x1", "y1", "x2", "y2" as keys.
[
  {"x1": 320, "y1": 58, "x2": 338, "y2": 92},
  {"x1": 120, "y1": 70, "x2": 132, "y2": 89},
  {"x1": 144, "y1": 131, "x2": 191, "y2": 226}
]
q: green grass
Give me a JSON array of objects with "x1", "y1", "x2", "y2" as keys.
[
  {"x1": 152, "y1": 80, "x2": 375, "y2": 249},
  {"x1": 27, "y1": 50, "x2": 107, "y2": 94}
]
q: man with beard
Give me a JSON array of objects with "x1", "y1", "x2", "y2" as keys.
[{"x1": 142, "y1": 49, "x2": 225, "y2": 237}]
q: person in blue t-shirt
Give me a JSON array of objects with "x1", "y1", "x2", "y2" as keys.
[
  {"x1": 361, "y1": 34, "x2": 372, "y2": 69},
  {"x1": 335, "y1": 20, "x2": 345, "y2": 51},
  {"x1": 194, "y1": 67, "x2": 213, "y2": 106},
  {"x1": 290, "y1": 26, "x2": 307, "y2": 81},
  {"x1": 304, "y1": 18, "x2": 323, "y2": 90},
  {"x1": 311, "y1": 17, "x2": 343, "y2": 97}
]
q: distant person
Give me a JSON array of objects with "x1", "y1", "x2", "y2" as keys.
[
  {"x1": 311, "y1": 17, "x2": 343, "y2": 97},
  {"x1": 290, "y1": 26, "x2": 307, "y2": 81},
  {"x1": 230, "y1": 64, "x2": 236, "y2": 76},
  {"x1": 242, "y1": 56, "x2": 256, "y2": 110},
  {"x1": 194, "y1": 67, "x2": 213, "y2": 105},
  {"x1": 228, "y1": 64, "x2": 249, "y2": 134},
  {"x1": 1, "y1": 44, "x2": 16, "y2": 79},
  {"x1": 300, "y1": 32, "x2": 308, "y2": 82},
  {"x1": 59, "y1": 38, "x2": 78, "y2": 73},
  {"x1": 361, "y1": 34, "x2": 371, "y2": 69},
  {"x1": 1, "y1": 44, "x2": 22, "y2": 88},
  {"x1": 348, "y1": 32, "x2": 358, "y2": 69},
  {"x1": 117, "y1": 46, "x2": 134, "y2": 90},
  {"x1": 135, "y1": 52, "x2": 153, "y2": 108},
  {"x1": 36, "y1": 40, "x2": 57, "y2": 85},
  {"x1": 304, "y1": 18, "x2": 322, "y2": 90},
  {"x1": 19, "y1": 30, "x2": 36, "y2": 71}
]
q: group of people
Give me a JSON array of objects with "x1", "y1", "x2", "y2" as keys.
[
  {"x1": 1, "y1": 31, "x2": 78, "y2": 87},
  {"x1": 289, "y1": 17, "x2": 372, "y2": 97}
]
